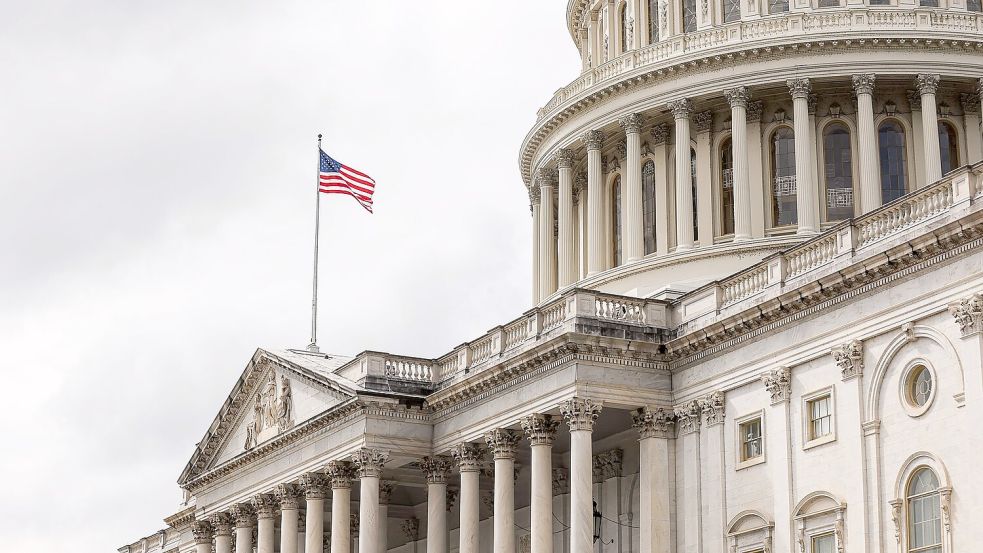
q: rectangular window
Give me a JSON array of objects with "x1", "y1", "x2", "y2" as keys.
[
  {"x1": 919, "y1": 0, "x2": 939, "y2": 5},
  {"x1": 683, "y1": 0, "x2": 698, "y2": 32},
  {"x1": 769, "y1": 0, "x2": 789, "y2": 13},
  {"x1": 869, "y1": 0, "x2": 892, "y2": 4},
  {"x1": 817, "y1": 0, "x2": 839, "y2": 6},
  {"x1": 808, "y1": 395, "x2": 832, "y2": 440},
  {"x1": 812, "y1": 533, "x2": 836, "y2": 553},
  {"x1": 740, "y1": 418, "x2": 763, "y2": 461},
  {"x1": 723, "y1": 0, "x2": 741, "y2": 22}
]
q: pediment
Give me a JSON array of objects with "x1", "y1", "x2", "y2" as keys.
[{"x1": 178, "y1": 348, "x2": 357, "y2": 485}]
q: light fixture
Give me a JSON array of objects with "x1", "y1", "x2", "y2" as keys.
[{"x1": 593, "y1": 500, "x2": 602, "y2": 544}]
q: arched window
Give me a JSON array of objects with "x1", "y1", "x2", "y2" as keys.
[
  {"x1": 723, "y1": 0, "x2": 741, "y2": 22},
  {"x1": 939, "y1": 122, "x2": 959, "y2": 175},
  {"x1": 769, "y1": 0, "x2": 789, "y2": 13},
  {"x1": 906, "y1": 468, "x2": 943, "y2": 553},
  {"x1": 823, "y1": 123, "x2": 854, "y2": 221},
  {"x1": 879, "y1": 121, "x2": 908, "y2": 204},
  {"x1": 691, "y1": 148, "x2": 699, "y2": 241},
  {"x1": 648, "y1": 0, "x2": 660, "y2": 43},
  {"x1": 620, "y1": 3, "x2": 629, "y2": 53},
  {"x1": 720, "y1": 138, "x2": 735, "y2": 235},
  {"x1": 682, "y1": 0, "x2": 697, "y2": 32},
  {"x1": 642, "y1": 160, "x2": 657, "y2": 254},
  {"x1": 613, "y1": 175, "x2": 623, "y2": 266},
  {"x1": 771, "y1": 127, "x2": 797, "y2": 227}
]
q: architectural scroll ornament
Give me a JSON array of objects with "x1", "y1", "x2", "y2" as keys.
[
  {"x1": 960, "y1": 92, "x2": 980, "y2": 115},
  {"x1": 831, "y1": 339, "x2": 864, "y2": 380},
  {"x1": 560, "y1": 397, "x2": 602, "y2": 431},
  {"x1": 275, "y1": 483, "x2": 302, "y2": 510},
  {"x1": 786, "y1": 78, "x2": 812, "y2": 99},
  {"x1": 191, "y1": 520, "x2": 213, "y2": 545},
  {"x1": 916, "y1": 73, "x2": 941, "y2": 95},
  {"x1": 673, "y1": 400, "x2": 701, "y2": 434},
  {"x1": 619, "y1": 113, "x2": 644, "y2": 134},
  {"x1": 889, "y1": 499, "x2": 903, "y2": 542},
  {"x1": 230, "y1": 503, "x2": 254, "y2": 529},
  {"x1": 667, "y1": 98, "x2": 692, "y2": 120},
  {"x1": 244, "y1": 372, "x2": 294, "y2": 450},
  {"x1": 723, "y1": 86, "x2": 751, "y2": 109},
  {"x1": 761, "y1": 367, "x2": 792, "y2": 404},
  {"x1": 555, "y1": 148, "x2": 574, "y2": 169},
  {"x1": 251, "y1": 493, "x2": 278, "y2": 519},
  {"x1": 693, "y1": 111, "x2": 713, "y2": 133},
  {"x1": 631, "y1": 407, "x2": 674, "y2": 439},
  {"x1": 747, "y1": 100, "x2": 764, "y2": 122},
  {"x1": 209, "y1": 513, "x2": 233, "y2": 538},
  {"x1": 852, "y1": 73, "x2": 875, "y2": 96},
  {"x1": 582, "y1": 130, "x2": 604, "y2": 150},
  {"x1": 484, "y1": 428, "x2": 521, "y2": 460},
  {"x1": 352, "y1": 448, "x2": 389, "y2": 478},
  {"x1": 698, "y1": 391, "x2": 725, "y2": 426},
  {"x1": 521, "y1": 413, "x2": 560, "y2": 446},
  {"x1": 419, "y1": 455, "x2": 453, "y2": 483},
  {"x1": 948, "y1": 292, "x2": 983, "y2": 337},
  {"x1": 326, "y1": 460, "x2": 357, "y2": 489},
  {"x1": 300, "y1": 472, "x2": 328, "y2": 499},
  {"x1": 451, "y1": 442, "x2": 485, "y2": 472}
]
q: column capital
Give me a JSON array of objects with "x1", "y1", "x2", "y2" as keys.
[
  {"x1": 352, "y1": 448, "x2": 389, "y2": 478},
  {"x1": 275, "y1": 483, "x2": 302, "y2": 510},
  {"x1": 747, "y1": 100, "x2": 764, "y2": 122},
  {"x1": 906, "y1": 89, "x2": 922, "y2": 111},
  {"x1": 446, "y1": 487, "x2": 459, "y2": 511},
  {"x1": 581, "y1": 130, "x2": 605, "y2": 150},
  {"x1": 948, "y1": 291, "x2": 983, "y2": 337},
  {"x1": 761, "y1": 367, "x2": 792, "y2": 405},
  {"x1": 209, "y1": 513, "x2": 233, "y2": 537},
  {"x1": 693, "y1": 111, "x2": 713, "y2": 133},
  {"x1": 786, "y1": 78, "x2": 812, "y2": 99},
  {"x1": 831, "y1": 339, "x2": 865, "y2": 380},
  {"x1": 667, "y1": 98, "x2": 692, "y2": 120},
  {"x1": 852, "y1": 74, "x2": 876, "y2": 96},
  {"x1": 251, "y1": 493, "x2": 278, "y2": 520},
  {"x1": 350, "y1": 513, "x2": 360, "y2": 537},
  {"x1": 631, "y1": 407, "x2": 674, "y2": 439},
  {"x1": 555, "y1": 148, "x2": 575, "y2": 169},
  {"x1": 673, "y1": 401, "x2": 701, "y2": 434},
  {"x1": 520, "y1": 413, "x2": 560, "y2": 446},
  {"x1": 380, "y1": 481, "x2": 396, "y2": 504},
  {"x1": 326, "y1": 460, "x2": 357, "y2": 489},
  {"x1": 401, "y1": 518, "x2": 421, "y2": 541},
  {"x1": 560, "y1": 397, "x2": 602, "y2": 431},
  {"x1": 420, "y1": 455, "x2": 453, "y2": 483},
  {"x1": 591, "y1": 449, "x2": 623, "y2": 482},
  {"x1": 649, "y1": 123, "x2": 671, "y2": 145},
  {"x1": 300, "y1": 472, "x2": 329, "y2": 499},
  {"x1": 537, "y1": 167, "x2": 557, "y2": 188},
  {"x1": 192, "y1": 520, "x2": 214, "y2": 545},
  {"x1": 915, "y1": 73, "x2": 941, "y2": 95},
  {"x1": 529, "y1": 184, "x2": 542, "y2": 206},
  {"x1": 698, "y1": 391, "x2": 725, "y2": 427},
  {"x1": 230, "y1": 503, "x2": 255, "y2": 529},
  {"x1": 723, "y1": 86, "x2": 751, "y2": 109},
  {"x1": 552, "y1": 468, "x2": 569, "y2": 495},
  {"x1": 618, "y1": 112, "x2": 645, "y2": 134},
  {"x1": 484, "y1": 428, "x2": 521, "y2": 459},
  {"x1": 451, "y1": 442, "x2": 486, "y2": 472},
  {"x1": 960, "y1": 92, "x2": 980, "y2": 115}
]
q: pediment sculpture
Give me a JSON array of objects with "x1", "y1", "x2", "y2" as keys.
[{"x1": 244, "y1": 372, "x2": 294, "y2": 450}]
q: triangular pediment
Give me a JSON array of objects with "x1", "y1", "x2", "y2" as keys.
[{"x1": 178, "y1": 348, "x2": 357, "y2": 485}]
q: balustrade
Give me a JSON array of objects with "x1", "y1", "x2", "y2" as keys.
[
  {"x1": 384, "y1": 357, "x2": 433, "y2": 383},
  {"x1": 721, "y1": 266, "x2": 769, "y2": 307},
  {"x1": 785, "y1": 234, "x2": 838, "y2": 279}
]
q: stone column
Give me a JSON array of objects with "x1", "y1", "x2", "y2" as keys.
[
  {"x1": 231, "y1": 504, "x2": 255, "y2": 553},
  {"x1": 556, "y1": 149, "x2": 577, "y2": 288},
  {"x1": 538, "y1": 168, "x2": 557, "y2": 299},
  {"x1": 961, "y1": 92, "x2": 983, "y2": 163},
  {"x1": 698, "y1": 393, "x2": 726, "y2": 553},
  {"x1": 297, "y1": 509, "x2": 307, "y2": 553},
  {"x1": 485, "y1": 429, "x2": 520, "y2": 553},
  {"x1": 650, "y1": 124, "x2": 672, "y2": 255},
  {"x1": 421, "y1": 456, "x2": 452, "y2": 553},
  {"x1": 575, "y1": 174, "x2": 588, "y2": 279},
  {"x1": 787, "y1": 78, "x2": 819, "y2": 234},
  {"x1": 631, "y1": 408, "x2": 673, "y2": 553},
  {"x1": 354, "y1": 449, "x2": 389, "y2": 553},
  {"x1": 302, "y1": 473, "x2": 329, "y2": 553},
  {"x1": 277, "y1": 484, "x2": 303, "y2": 553},
  {"x1": 211, "y1": 514, "x2": 233, "y2": 553},
  {"x1": 673, "y1": 402, "x2": 701, "y2": 553},
  {"x1": 907, "y1": 90, "x2": 926, "y2": 189},
  {"x1": 530, "y1": 187, "x2": 541, "y2": 305},
  {"x1": 452, "y1": 443, "x2": 485, "y2": 553},
  {"x1": 380, "y1": 482, "x2": 394, "y2": 553},
  {"x1": 761, "y1": 368, "x2": 793, "y2": 551},
  {"x1": 724, "y1": 87, "x2": 753, "y2": 240},
  {"x1": 252, "y1": 494, "x2": 277, "y2": 553},
  {"x1": 583, "y1": 130, "x2": 606, "y2": 276},
  {"x1": 620, "y1": 113, "x2": 645, "y2": 262},
  {"x1": 192, "y1": 520, "x2": 214, "y2": 553},
  {"x1": 668, "y1": 99, "x2": 695, "y2": 250},
  {"x1": 521, "y1": 414, "x2": 560, "y2": 553},
  {"x1": 560, "y1": 398, "x2": 602, "y2": 553},
  {"x1": 747, "y1": 101, "x2": 766, "y2": 238},
  {"x1": 328, "y1": 461, "x2": 357, "y2": 553},
  {"x1": 694, "y1": 111, "x2": 713, "y2": 244},
  {"x1": 853, "y1": 74, "x2": 880, "y2": 213},
  {"x1": 917, "y1": 74, "x2": 943, "y2": 184}
]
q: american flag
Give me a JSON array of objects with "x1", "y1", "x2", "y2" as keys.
[{"x1": 319, "y1": 149, "x2": 376, "y2": 213}]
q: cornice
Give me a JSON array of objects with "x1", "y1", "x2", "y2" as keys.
[{"x1": 164, "y1": 506, "x2": 195, "y2": 530}]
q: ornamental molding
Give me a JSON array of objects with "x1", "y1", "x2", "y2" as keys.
[
  {"x1": 698, "y1": 390, "x2": 725, "y2": 426},
  {"x1": 451, "y1": 442, "x2": 486, "y2": 472},
  {"x1": 521, "y1": 413, "x2": 560, "y2": 446},
  {"x1": 852, "y1": 73, "x2": 875, "y2": 96},
  {"x1": 619, "y1": 112, "x2": 644, "y2": 134},
  {"x1": 673, "y1": 401, "x2": 701, "y2": 434},
  {"x1": 301, "y1": 473, "x2": 328, "y2": 500},
  {"x1": 274, "y1": 483, "x2": 302, "y2": 510},
  {"x1": 352, "y1": 448, "x2": 389, "y2": 478},
  {"x1": 761, "y1": 367, "x2": 792, "y2": 405},
  {"x1": 250, "y1": 493, "x2": 277, "y2": 519},
  {"x1": 327, "y1": 460, "x2": 357, "y2": 489},
  {"x1": 484, "y1": 429, "x2": 521, "y2": 460},
  {"x1": 592, "y1": 449, "x2": 624, "y2": 482},
  {"x1": 723, "y1": 86, "x2": 751, "y2": 109},
  {"x1": 948, "y1": 292, "x2": 983, "y2": 337},
  {"x1": 420, "y1": 455, "x2": 453, "y2": 483},
  {"x1": 560, "y1": 397, "x2": 602, "y2": 431},
  {"x1": 831, "y1": 339, "x2": 864, "y2": 380},
  {"x1": 631, "y1": 406, "x2": 675, "y2": 439},
  {"x1": 667, "y1": 98, "x2": 692, "y2": 120},
  {"x1": 582, "y1": 130, "x2": 605, "y2": 150},
  {"x1": 787, "y1": 78, "x2": 812, "y2": 99},
  {"x1": 165, "y1": 506, "x2": 196, "y2": 530},
  {"x1": 915, "y1": 73, "x2": 941, "y2": 95}
]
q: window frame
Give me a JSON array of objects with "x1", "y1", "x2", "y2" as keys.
[
  {"x1": 899, "y1": 359, "x2": 937, "y2": 418},
  {"x1": 642, "y1": 158, "x2": 657, "y2": 255},
  {"x1": 736, "y1": 410, "x2": 766, "y2": 470},
  {"x1": 612, "y1": 174, "x2": 624, "y2": 266},
  {"x1": 768, "y1": 124, "x2": 798, "y2": 230},
  {"x1": 819, "y1": 120, "x2": 857, "y2": 223},
  {"x1": 905, "y1": 467, "x2": 944, "y2": 553},
  {"x1": 718, "y1": 135, "x2": 736, "y2": 237},
  {"x1": 877, "y1": 118, "x2": 910, "y2": 205},
  {"x1": 802, "y1": 387, "x2": 836, "y2": 450},
  {"x1": 811, "y1": 532, "x2": 837, "y2": 553},
  {"x1": 938, "y1": 121, "x2": 960, "y2": 176}
]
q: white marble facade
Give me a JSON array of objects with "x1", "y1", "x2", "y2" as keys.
[{"x1": 122, "y1": 2, "x2": 983, "y2": 553}]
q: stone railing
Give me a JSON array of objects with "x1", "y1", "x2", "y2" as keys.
[
  {"x1": 856, "y1": 179, "x2": 954, "y2": 247},
  {"x1": 535, "y1": 8, "x2": 983, "y2": 121},
  {"x1": 720, "y1": 265, "x2": 770, "y2": 307},
  {"x1": 785, "y1": 232, "x2": 838, "y2": 279},
  {"x1": 385, "y1": 356, "x2": 433, "y2": 383}
]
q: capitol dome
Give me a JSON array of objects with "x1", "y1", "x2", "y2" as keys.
[{"x1": 523, "y1": 0, "x2": 983, "y2": 303}]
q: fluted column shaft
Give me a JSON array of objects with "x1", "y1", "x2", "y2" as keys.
[
  {"x1": 329, "y1": 462, "x2": 355, "y2": 553},
  {"x1": 354, "y1": 449, "x2": 388, "y2": 553},
  {"x1": 232, "y1": 506, "x2": 254, "y2": 553},
  {"x1": 850, "y1": 74, "x2": 880, "y2": 214},
  {"x1": 531, "y1": 190, "x2": 541, "y2": 305},
  {"x1": 788, "y1": 78, "x2": 818, "y2": 233},
  {"x1": 452, "y1": 444, "x2": 484, "y2": 553},
  {"x1": 918, "y1": 74, "x2": 943, "y2": 184},
  {"x1": 253, "y1": 496, "x2": 277, "y2": 553},
  {"x1": 538, "y1": 170, "x2": 557, "y2": 299},
  {"x1": 668, "y1": 100, "x2": 694, "y2": 250},
  {"x1": 277, "y1": 485, "x2": 302, "y2": 553},
  {"x1": 302, "y1": 474, "x2": 329, "y2": 553},
  {"x1": 485, "y1": 430, "x2": 520, "y2": 553},
  {"x1": 557, "y1": 150, "x2": 576, "y2": 287},
  {"x1": 584, "y1": 131, "x2": 605, "y2": 275},
  {"x1": 522, "y1": 415, "x2": 560, "y2": 553},
  {"x1": 560, "y1": 399, "x2": 601, "y2": 553},
  {"x1": 620, "y1": 114, "x2": 644, "y2": 261},
  {"x1": 214, "y1": 522, "x2": 233, "y2": 553},
  {"x1": 421, "y1": 457, "x2": 451, "y2": 553},
  {"x1": 632, "y1": 409, "x2": 674, "y2": 553},
  {"x1": 193, "y1": 522, "x2": 214, "y2": 553},
  {"x1": 724, "y1": 88, "x2": 752, "y2": 241}
]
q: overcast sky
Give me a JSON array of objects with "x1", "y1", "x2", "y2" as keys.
[{"x1": 0, "y1": 2, "x2": 578, "y2": 550}]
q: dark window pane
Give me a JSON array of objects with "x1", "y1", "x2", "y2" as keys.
[
  {"x1": 969, "y1": 0, "x2": 983, "y2": 11},
  {"x1": 772, "y1": 127, "x2": 797, "y2": 227},
  {"x1": 721, "y1": 138, "x2": 735, "y2": 234},
  {"x1": 642, "y1": 161, "x2": 657, "y2": 254},
  {"x1": 879, "y1": 121, "x2": 908, "y2": 203},
  {"x1": 823, "y1": 123, "x2": 854, "y2": 221},
  {"x1": 939, "y1": 122, "x2": 959, "y2": 176},
  {"x1": 613, "y1": 176, "x2": 623, "y2": 266},
  {"x1": 683, "y1": 0, "x2": 697, "y2": 32},
  {"x1": 691, "y1": 149, "x2": 699, "y2": 240},
  {"x1": 769, "y1": 0, "x2": 789, "y2": 13},
  {"x1": 724, "y1": 0, "x2": 741, "y2": 22},
  {"x1": 649, "y1": 0, "x2": 660, "y2": 42}
]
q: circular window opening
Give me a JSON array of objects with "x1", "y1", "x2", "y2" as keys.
[{"x1": 901, "y1": 363, "x2": 936, "y2": 417}]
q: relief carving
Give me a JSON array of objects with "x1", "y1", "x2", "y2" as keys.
[{"x1": 245, "y1": 372, "x2": 295, "y2": 450}]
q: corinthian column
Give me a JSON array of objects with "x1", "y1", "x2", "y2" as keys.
[
  {"x1": 380, "y1": 482, "x2": 395, "y2": 553},
  {"x1": 917, "y1": 74, "x2": 943, "y2": 184},
  {"x1": 631, "y1": 408, "x2": 673, "y2": 553},
  {"x1": 452, "y1": 443, "x2": 485, "y2": 553},
  {"x1": 853, "y1": 74, "x2": 880, "y2": 213},
  {"x1": 420, "y1": 456, "x2": 452, "y2": 553},
  {"x1": 277, "y1": 484, "x2": 303, "y2": 553},
  {"x1": 302, "y1": 473, "x2": 329, "y2": 553},
  {"x1": 556, "y1": 149, "x2": 577, "y2": 287},
  {"x1": 485, "y1": 429, "x2": 520, "y2": 553},
  {"x1": 620, "y1": 113, "x2": 645, "y2": 261},
  {"x1": 328, "y1": 461, "x2": 357, "y2": 553},
  {"x1": 354, "y1": 449, "x2": 389, "y2": 553},
  {"x1": 583, "y1": 130, "x2": 606, "y2": 275},
  {"x1": 724, "y1": 87, "x2": 752, "y2": 241},
  {"x1": 521, "y1": 414, "x2": 560, "y2": 553},
  {"x1": 231, "y1": 504, "x2": 255, "y2": 553},
  {"x1": 252, "y1": 494, "x2": 278, "y2": 553},
  {"x1": 530, "y1": 187, "x2": 541, "y2": 304},
  {"x1": 668, "y1": 99, "x2": 695, "y2": 250},
  {"x1": 538, "y1": 168, "x2": 557, "y2": 299},
  {"x1": 211, "y1": 514, "x2": 233, "y2": 553},
  {"x1": 560, "y1": 398, "x2": 602, "y2": 553},
  {"x1": 192, "y1": 520, "x2": 214, "y2": 553},
  {"x1": 787, "y1": 78, "x2": 819, "y2": 234}
]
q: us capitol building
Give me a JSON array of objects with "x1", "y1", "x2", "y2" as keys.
[{"x1": 122, "y1": 1, "x2": 983, "y2": 553}]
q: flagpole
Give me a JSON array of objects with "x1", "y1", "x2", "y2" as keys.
[{"x1": 307, "y1": 134, "x2": 322, "y2": 353}]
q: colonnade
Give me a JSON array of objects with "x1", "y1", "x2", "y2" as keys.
[{"x1": 530, "y1": 73, "x2": 959, "y2": 304}]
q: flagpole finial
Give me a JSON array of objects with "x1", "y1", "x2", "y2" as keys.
[{"x1": 317, "y1": 133, "x2": 322, "y2": 147}]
